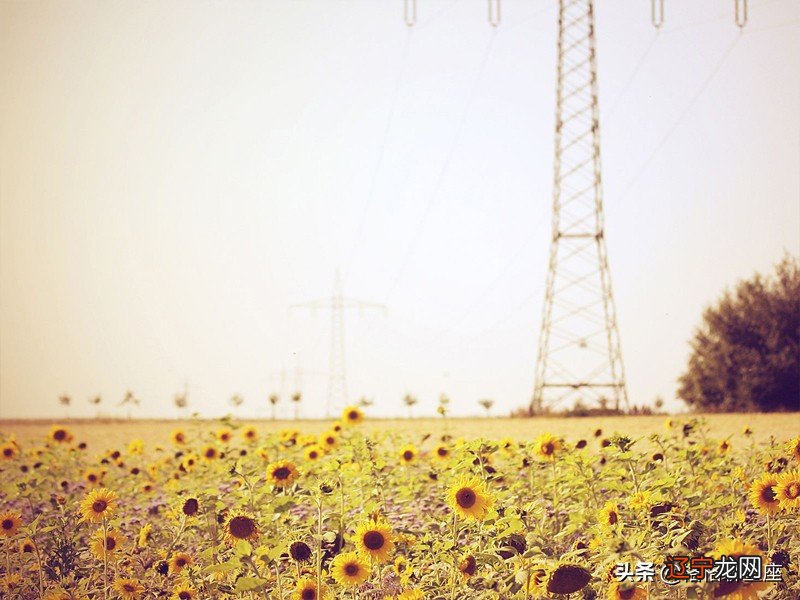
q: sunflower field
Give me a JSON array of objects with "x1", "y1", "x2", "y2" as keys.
[{"x1": 0, "y1": 410, "x2": 798, "y2": 599}]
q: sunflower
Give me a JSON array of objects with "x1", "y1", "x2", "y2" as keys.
[
  {"x1": 598, "y1": 501, "x2": 622, "y2": 530},
  {"x1": 168, "y1": 551, "x2": 193, "y2": 574},
  {"x1": 128, "y1": 439, "x2": 144, "y2": 455},
  {"x1": 182, "y1": 497, "x2": 200, "y2": 517},
  {"x1": 718, "y1": 439, "x2": 732, "y2": 455},
  {"x1": 458, "y1": 554, "x2": 477, "y2": 580},
  {"x1": 200, "y1": 445, "x2": 220, "y2": 461},
  {"x1": 330, "y1": 552, "x2": 369, "y2": 587},
  {"x1": 396, "y1": 590, "x2": 424, "y2": 600},
  {"x1": 0, "y1": 574, "x2": 21, "y2": 593},
  {"x1": 181, "y1": 454, "x2": 198, "y2": 472},
  {"x1": 353, "y1": 520, "x2": 394, "y2": 563},
  {"x1": 788, "y1": 436, "x2": 800, "y2": 462},
  {"x1": 43, "y1": 588, "x2": 87, "y2": 600},
  {"x1": 546, "y1": 564, "x2": 592, "y2": 595},
  {"x1": 628, "y1": 491, "x2": 653, "y2": 512},
  {"x1": 225, "y1": 514, "x2": 259, "y2": 542},
  {"x1": 432, "y1": 444, "x2": 451, "y2": 460},
  {"x1": 170, "y1": 585, "x2": 197, "y2": 600},
  {"x1": 241, "y1": 425, "x2": 258, "y2": 443},
  {"x1": 216, "y1": 428, "x2": 232, "y2": 444},
  {"x1": 170, "y1": 430, "x2": 186, "y2": 445},
  {"x1": 83, "y1": 468, "x2": 103, "y2": 487},
  {"x1": 775, "y1": 468, "x2": 800, "y2": 510},
  {"x1": 533, "y1": 432, "x2": 562, "y2": 462},
  {"x1": 607, "y1": 580, "x2": 647, "y2": 600},
  {"x1": 49, "y1": 426, "x2": 73, "y2": 444},
  {"x1": 19, "y1": 538, "x2": 36, "y2": 553},
  {"x1": 140, "y1": 482, "x2": 155, "y2": 494},
  {"x1": 90, "y1": 529, "x2": 124, "y2": 561},
  {"x1": 399, "y1": 445, "x2": 417, "y2": 464},
  {"x1": 137, "y1": 523, "x2": 153, "y2": 548},
  {"x1": 331, "y1": 421, "x2": 343, "y2": 433},
  {"x1": 711, "y1": 539, "x2": 769, "y2": 600},
  {"x1": 292, "y1": 577, "x2": 331, "y2": 600},
  {"x1": 342, "y1": 405, "x2": 364, "y2": 425},
  {"x1": 0, "y1": 441, "x2": 19, "y2": 460},
  {"x1": 749, "y1": 473, "x2": 780, "y2": 515},
  {"x1": 304, "y1": 445, "x2": 325, "y2": 461},
  {"x1": 79, "y1": 488, "x2": 117, "y2": 523},
  {"x1": 113, "y1": 578, "x2": 145, "y2": 600},
  {"x1": 0, "y1": 512, "x2": 22, "y2": 538},
  {"x1": 289, "y1": 540, "x2": 313, "y2": 563},
  {"x1": 447, "y1": 477, "x2": 493, "y2": 521},
  {"x1": 394, "y1": 555, "x2": 412, "y2": 584},
  {"x1": 320, "y1": 432, "x2": 338, "y2": 450},
  {"x1": 267, "y1": 460, "x2": 300, "y2": 488}
]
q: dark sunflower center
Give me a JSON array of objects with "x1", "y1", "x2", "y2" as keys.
[
  {"x1": 438, "y1": 447, "x2": 448, "y2": 456},
  {"x1": 105, "y1": 536, "x2": 116, "y2": 550},
  {"x1": 786, "y1": 483, "x2": 800, "y2": 499},
  {"x1": 344, "y1": 563, "x2": 359, "y2": 576},
  {"x1": 229, "y1": 516, "x2": 256, "y2": 538},
  {"x1": 608, "y1": 512, "x2": 618, "y2": 525},
  {"x1": 123, "y1": 583, "x2": 136, "y2": 592},
  {"x1": 301, "y1": 589, "x2": 316, "y2": 600},
  {"x1": 183, "y1": 498, "x2": 199, "y2": 516},
  {"x1": 714, "y1": 580, "x2": 742, "y2": 596},
  {"x1": 176, "y1": 434, "x2": 184, "y2": 442},
  {"x1": 363, "y1": 531, "x2": 385, "y2": 550},
  {"x1": 88, "y1": 474, "x2": 97, "y2": 481},
  {"x1": 92, "y1": 500, "x2": 108, "y2": 513},
  {"x1": 2, "y1": 519, "x2": 13, "y2": 530},
  {"x1": 309, "y1": 451, "x2": 318, "y2": 459},
  {"x1": 54, "y1": 430, "x2": 66, "y2": 440},
  {"x1": 274, "y1": 467, "x2": 290, "y2": 480},
  {"x1": 326, "y1": 437, "x2": 334, "y2": 444},
  {"x1": 176, "y1": 557, "x2": 187, "y2": 567},
  {"x1": 619, "y1": 588, "x2": 636, "y2": 600},
  {"x1": 403, "y1": 451, "x2": 413, "y2": 460},
  {"x1": 761, "y1": 486, "x2": 777, "y2": 503},
  {"x1": 23, "y1": 543, "x2": 34, "y2": 552},
  {"x1": 460, "y1": 556, "x2": 477, "y2": 575},
  {"x1": 456, "y1": 488, "x2": 477, "y2": 508},
  {"x1": 205, "y1": 449, "x2": 216, "y2": 458},
  {"x1": 179, "y1": 593, "x2": 191, "y2": 600},
  {"x1": 542, "y1": 442, "x2": 554, "y2": 455},
  {"x1": 348, "y1": 411, "x2": 359, "y2": 420},
  {"x1": 3, "y1": 448, "x2": 12, "y2": 456}
]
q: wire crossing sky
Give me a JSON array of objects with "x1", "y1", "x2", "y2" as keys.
[{"x1": 1, "y1": 0, "x2": 798, "y2": 419}]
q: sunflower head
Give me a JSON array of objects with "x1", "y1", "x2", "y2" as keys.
[
  {"x1": 0, "y1": 442, "x2": 19, "y2": 460},
  {"x1": 289, "y1": 540, "x2": 313, "y2": 563},
  {"x1": 49, "y1": 426, "x2": 73, "y2": 444},
  {"x1": 353, "y1": 520, "x2": 394, "y2": 564},
  {"x1": 113, "y1": 578, "x2": 144, "y2": 600},
  {"x1": 168, "y1": 552, "x2": 193, "y2": 574},
  {"x1": 267, "y1": 460, "x2": 300, "y2": 488},
  {"x1": 170, "y1": 585, "x2": 197, "y2": 600},
  {"x1": 533, "y1": 432, "x2": 562, "y2": 461},
  {"x1": 330, "y1": 551, "x2": 369, "y2": 587},
  {"x1": 433, "y1": 444, "x2": 450, "y2": 460},
  {"x1": 292, "y1": 577, "x2": 330, "y2": 600},
  {"x1": 458, "y1": 554, "x2": 477, "y2": 579},
  {"x1": 399, "y1": 445, "x2": 417, "y2": 464},
  {"x1": 598, "y1": 501, "x2": 622, "y2": 530},
  {"x1": 170, "y1": 430, "x2": 186, "y2": 445},
  {"x1": 216, "y1": 428, "x2": 232, "y2": 444},
  {"x1": 225, "y1": 514, "x2": 259, "y2": 542},
  {"x1": 447, "y1": 477, "x2": 493, "y2": 521},
  {"x1": 711, "y1": 539, "x2": 769, "y2": 598},
  {"x1": 304, "y1": 445, "x2": 324, "y2": 462},
  {"x1": 545, "y1": 564, "x2": 592, "y2": 595},
  {"x1": 181, "y1": 497, "x2": 200, "y2": 516},
  {"x1": 608, "y1": 580, "x2": 647, "y2": 600},
  {"x1": 342, "y1": 406, "x2": 364, "y2": 425},
  {"x1": 79, "y1": 488, "x2": 117, "y2": 523},
  {"x1": 718, "y1": 439, "x2": 732, "y2": 455},
  {"x1": 241, "y1": 425, "x2": 258, "y2": 443},
  {"x1": 749, "y1": 473, "x2": 781, "y2": 515},
  {"x1": 201, "y1": 445, "x2": 220, "y2": 461},
  {"x1": 0, "y1": 513, "x2": 22, "y2": 538},
  {"x1": 775, "y1": 468, "x2": 800, "y2": 510},
  {"x1": 788, "y1": 436, "x2": 800, "y2": 462},
  {"x1": 90, "y1": 529, "x2": 124, "y2": 561},
  {"x1": 320, "y1": 432, "x2": 338, "y2": 450}
]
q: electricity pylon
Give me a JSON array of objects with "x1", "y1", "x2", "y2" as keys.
[
  {"x1": 291, "y1": 270, "x2": 386, "y2": 418},
  {"x1": 531, "y1": 0, "x2": 628, "y2": 414}
]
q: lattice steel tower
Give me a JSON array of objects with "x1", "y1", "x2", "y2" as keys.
[{"x1": 531, "y1": 0, "x2": 628, "y2": 414}]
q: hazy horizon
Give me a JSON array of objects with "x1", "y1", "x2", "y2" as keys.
[{"x1": 1, "y1": 0, "x2": 798, "y2": 420}]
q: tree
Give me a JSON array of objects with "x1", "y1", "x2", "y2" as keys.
[
  {"x1": 59, "y1": 394, "x2": 71, "y2": 418},
  {"x1": 268, "y1": 394, "x2": 279, "y2": 420},
  {"x1": 119, "y1": 390, "x2": 140, "y2": 419},
  {"x1": 88, "y1": 394, "x2": 102, "y2": 418},
  {"x1": 402, "y1": 394, "x2": 418, "y2": 419},
  {"x1": 291, "y1": 392, "x2": 302, "y2": 420},
  {"x1": 478, "y1": 398, "x2": 494, "y2": 417},
  {"x1": 677, "y1": 255, "x2": 800, "y2": 412},
  {"x1": 229, "y1": 394, "x2": 244, "y2": 411}
]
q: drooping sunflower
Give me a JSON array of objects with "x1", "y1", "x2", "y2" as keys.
[
  {"x1": 447, "y1": 477, "x2": 493, "y2": 521},
  {"x1": 288, "y1": 540, "x2": 313, "y2": 563},
  {"x1": 200, "y1": 445, "x2": 220, "y2": 461},
  {"x1": 775, "y1": 468, "x2": 800, "y2": 510},
  {"x1": 225, "y1": 514, "x2": 259, "y2": 542},
  {"x1": 711, "y1": 539, "x2": 769, "y2": 600},
  {"x1": 607, "y1": 580, "x2": 647, "y2": 600},
  {"x1": 342, "y1": 405, "x2": 364, "y2": 426},
  {"x1": 749, "y1": 473, "x2": 781, "y2": 516},
  {"x1": 113, "y1": 578, "x2": 145, "y2": 600},
  {"x1": 181, "y1": 497, "x2": 200, "y2": 517},
  {"x1": 598, "y1": 501, "x2": 622, "y2": 531},
  {"x1": 79, "y1": 488, "x2": 117, "y2": 523},
  {"x1": 353, "y1": 520, "x2": 394, "y2": 564},
  {"x1": 240, "y1": 425, "x2": 258, "y2": 443},
  {"x1": 292, "y1": 577, "x2": 331, "y2": 600},
  {"x1": 533, "y1": 432, "x2": 562, "y2": 462},
  {"x1": 170, "y1": 585, "x2": 197, "y2": 600},
  {"x1": 330, "y1": 551, "x2": 369, "y2": 587},
  {"x1": 787, "y1": 436, "x2": 800, "y2": 462},
  {"x1": 304, "y1": 445, "x2": 325, "y2": 462},
  {"x1": 168, "y1": 551, "x2": 193, "y2": 574},
  {"x1": 0, "y1": 512, "x2": 22, "y2": 538},
  {"x1": 90, "y1": 529, "x2": 125, "y2": 562},
  {"x1": 432, "y1": 444, "x2": 451, "y2": 460},
  {"x1": 49, "y1": 425, "x2": 73, "y2": 444},
  {"x1": 399, "y1": 445, "x2": 417, "y2": 464},
  {"x1": 458, "y1": 554, "x2": 477, "y2": 580},
  {"x1": 267, "y1": 460, "x2": 300, "y2": 488},
  {"x1": 545, "y1": 564, "x2": 592, "y2": 595},
  {"x1": 0, "y1": 441, "x2": 19, "y2": 460}
]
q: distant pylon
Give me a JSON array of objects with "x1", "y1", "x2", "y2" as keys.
[
  {"x1": 291, "y1": 270, "x2": 386, "y2": 418},
  {"x1": 531, "y1": 0, "x2": 628, "y2": 414}
]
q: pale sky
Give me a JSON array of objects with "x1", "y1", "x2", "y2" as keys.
[{"x1": 1, "y1": 0, "x2": 798, "y2": 420}]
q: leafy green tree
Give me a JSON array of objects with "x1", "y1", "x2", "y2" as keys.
[{"x1": 677, "y1": 255, "x2": 800, "y2": 412}]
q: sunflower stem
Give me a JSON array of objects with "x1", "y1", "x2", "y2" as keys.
[
  {"x1": 766, "y1": 513, "x2": 772, "y2": 553},
  {"x1": 101, "y1": 517, "x2": 108, "y2": 600},
  {"x1": 551, "y1": 460, "x2": 559, "y2": 533},
  {"x1": 33, "y1": 536, "x2": 44, "y2": 600},
  {"x1": 316, "y1": 498, "x2": 323, "y2": 600}
]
